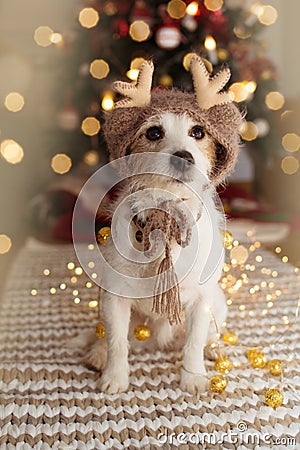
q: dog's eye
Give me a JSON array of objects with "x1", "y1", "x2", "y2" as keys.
[
  {"x1": 146, "y1": 126, "x2": 164, "y2": 141},
  {"x1": 190, "y1": 126, "x2": 205, "y2": 140}
]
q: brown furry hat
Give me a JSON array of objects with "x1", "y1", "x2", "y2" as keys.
[{"x1": 103, "y1": 54, "x2": 243, "y2": 185}]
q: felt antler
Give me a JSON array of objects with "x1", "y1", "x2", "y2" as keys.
[
  {"x1": 113, "y1": 60, "x2": 154, "y2": 109},
  {"x1": 189, "y1": 54, "x2": 234, "y2": 110}
]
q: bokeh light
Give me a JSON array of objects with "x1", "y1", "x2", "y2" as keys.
[
  {"x1": 81, "y1": 117, "x2": 101, "y2": 136},
  {"x1": 183, "y1": 53, "x2": 194, "y2": 71},
  {"x1": 167, "y1": 0, "x2": 186, "y2": 19},
  {"x1": 204, "y1": 36, "x2": 217, "y2": 51},
  {"x1": 4, "y1": 92, "x2": 25, "y2": 112},
  {"x1": 51, "y1": 153, "x2": 72, "y2": 174},
  {"x1": 130, "y1": 57, "x2": 146, "y2": 70},
  {"x1": 229, "y1": 82, "x2": 251, "y2": 102},
  {"x1": 101, "y1": 92, "x2": 114, "y2": 111},
  {"x1": 129, "y1": 21, "x2": 151, "y2": 42},
  {"x1": 230, "y1": 245, "x2": 249, "y2": 265},
  {"x1": 282, "y1": 133, "x2": 300, "y2": 153},
  {"x1": 239, "y1": 121, "x2": 259, "y2": 141},
  {"x1": 84, "y1": 150, "x2": 100, "y2": 166},
  {"x1": 78, "y1": 8, "x2": 100, "y2": 28},
  {"x1": 204, "y1": 0, "x2": 223, "y2": 12},
  {"x1": 281, "y1": 156, "x2": 299, "y2": 175},
  {"x1": 34, "y1": 26, "x2": 54, "y2": 47},
  {"x1": 0, "y1": 234, "x2": 12, "y2": 254},
  {"x1": 50, "y1": 33, "x2": 63, "y2": 45},
  {"x1": 0, "y1": 139, "x2": 24, "y2": 164},
  {"x1": 89, "y1": 59, "x2": 110, "y2": 79},
  {"x1": 159, "y1": 74, "x2": 173, "y2": 87},
  {"x1": 126, "y1": 69, "x2": 139, "y2": 81},
  {"x1": 186, "y1": 1, "x2": 199, "y2": 16},
  {"x1": 265, "y1": 91, "x2": 285, "y2": 110},
  {"x1": 257, "y1": 5, "x2": 278, "y2": 26}
]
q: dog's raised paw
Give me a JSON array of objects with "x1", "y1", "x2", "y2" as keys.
[
  {"x1": 98, "y1": 368, "x2": 129, "y2": 394},
  {"x1": 180, "y1": 368, "x2": 208, "y2": 395}
]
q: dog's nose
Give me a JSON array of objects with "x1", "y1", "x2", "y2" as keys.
[{"x1": 170, "y1": 150, "x2": 195, "y2": 170}]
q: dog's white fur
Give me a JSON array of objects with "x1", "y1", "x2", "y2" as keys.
[{"x1": 86, "y1": 112, "x2": 227, "y2": 395}]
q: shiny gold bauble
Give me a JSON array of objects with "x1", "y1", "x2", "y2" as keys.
[
  {"x1": 222, "y1": 230, "x2": 233, "y2": 249},
  {"x1": 210, "y1": 375, "x2": 227, "y2": 393},
  {"x1": 247, "y1": 348, "x2": 263, "y2": 360},
  {"x1": 265, "y1": 388, "x2": 284, "y2": 408},
  {"x1": 97, "y1": 226, "x2": 111, "y2": 244},
  {"x1": 214, "y1": 356, "x2": 232, "y2": 373},
  {"x1": 250, "y1": 354, "x2": 267, "y2": 369},
  {"x1": 222, "y1": 332, "x2": 238, "y2": 345},
  {"x1": 268, "y1": 359, "x2": 284, "y2": 376},
  {"x1": 134, "y1": 324, "x2": 151, "y2": 341},
  {"x1": 95, "y1": 322, "x2": 105, "y2": 339}
]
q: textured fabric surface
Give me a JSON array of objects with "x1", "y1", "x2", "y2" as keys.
[{"x1": 0, "y1": 238, "x2": 299, "y2": 449}]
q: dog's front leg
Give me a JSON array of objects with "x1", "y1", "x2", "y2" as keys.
[
  {"x1": 98, "y1": 292, "x2": 132, "y2": 394},
  {"x1": 180, "y1": 297, "x2": 210, "y2": 395}
]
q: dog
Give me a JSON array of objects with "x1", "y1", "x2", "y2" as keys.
[{"x1": 82, "y1": 55, "x2": 243, "y2": 395}]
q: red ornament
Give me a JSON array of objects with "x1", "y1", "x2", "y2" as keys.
[
  {"x1": 112, "y1": 17, "x2": 129, "y2": 37},
  {"x1": 155, "y1": 23, "x2": 182, "y2": 50},
  {"x1": 130, "y1": 0, "x2": 154, "y2": 26}
]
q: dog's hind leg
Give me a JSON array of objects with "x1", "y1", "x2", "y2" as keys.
[{"x1": 98, "y1": 292, "x2": 132, "y2": 394}]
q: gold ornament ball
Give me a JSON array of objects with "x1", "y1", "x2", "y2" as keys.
[
  {"x1": 250, "y1": 354, "x2": 267, "y2": 369},
  {"x1": 268, "y1": 359, "x2": 284, "y2": 376},
  {"x1": 134, "y1": 324, "x2": 151, "y2": 341},
  {"x1": 265, "y1": 388, "x2": 284, "y2": 408},
  {"x1": 222, "y1": 332, "x2": 238, "y2": 345},
  {"x1": 214, "y1": 356, "x2": 232, "y2": 373},
  {"x1": 222, "y1": 230, "x2": 233, "y2": 249},
  {"x1": 95, "y1": 322, "x2": 105, "y2": 339},
  {"x1": 247, "y1": 348, "x2": 263, "y2": 360},
  {"x1": 97, "y1": 226, "x2": 111, "y2": 244},
  {"x1": 210, "y1": 375, "x2": 227, "y2": 393}
]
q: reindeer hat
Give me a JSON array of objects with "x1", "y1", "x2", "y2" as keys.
[{"x1": 103, "y1": 54, "x2": 243, "y2": 185}]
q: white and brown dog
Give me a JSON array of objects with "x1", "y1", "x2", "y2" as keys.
[{"x1": 82, "y1": 55, "x2": 243, "y2": 395}]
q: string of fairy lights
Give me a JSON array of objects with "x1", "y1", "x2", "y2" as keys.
[{"x1": 27, "y1": 227, "x2": 300, "y2": 407}]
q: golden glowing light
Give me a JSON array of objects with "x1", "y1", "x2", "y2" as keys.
[
  {"x1": 0, "y1": 139, "x2": 24, "y2": 164},
  {"x1": 129, "y1": 21, "x2": 151, "y2": 42},
  {"x1": 186, "y1": 1, "x2": 199, "y2": 15},
  {"x1": 90, "y1": 59, "x2": 110, "y2": 79},
  {"x1": 204, "y1": 0, "x2": 223, "y2": 12},
  {"x1": 281, "y1": 156, "x2": 299, "y2": 175},
  {"x1": 31, "y1": 289, "x2": 38, "y2": 296},
  {"x1": 229, "y1": 82, "x2": 250, "y2": 103},
  {"x1": 265, "y1": 91, "x2": 285, "y2": 110},
  {"x1": 78, "y1": 8, "x2": 100, "y2": 29},
  {"x1": 245, "y1": 81, "x2": 257, "y2": 93},
  {"x1": 204, "y1": 35, "x2": 217, "y2": 51},
  {"x1": 239, "y1": 121, "x2": 259, "y2": 141},
  {"x1": 101, "y1": 93, "x2": 114, "y2": 111},
  {"x1": 4, "y1": 92, "x2": 25, "y2": 112},
  {"x1": 84, "y1": 150, "x2": 100, "y2": 166},
  {"x1": 126, "y1": 69, "x2": 139, "y2": 81},
  {"x1": 75, "y1": 267, "x2": 83, "y2": 275},
  {"x1": 34, "y1": 26, "x2": 53, "y2": 47},
  {"x1": 282, "y1": 133, "x2": 300, "y2": 153},
  {"x1": 167, "y1": 0, "x2": 186, "y2": 19},
  {"x1": 182, "y1": 53, "x2": 194, "y2": 71},
  {"x1": 81, "y1": 117, "x2": 101, "y2": 136},
  {"x1": 233, "y1": 26, "x2": 251, "y2": 39},
  {"x1": 50, "y1": 33, "x2": 63, "y2": 45},
  {"x1": 89, "y1": 300, "x2": 98, "y2": 308},
  {"x1": 0, "y1": 234, "x2": 12, "y2": 254},
  {"x1": 51, "y1": 153, "x2": 72, "y2": 174},
  {"x1": 130, "y1": 57, "x2": 146, "y2": 70},
  {"x1": 230, "y1": 245, "x2": 249, "y2": 265},
  {"x1": 159, "y1": 74, "x2": 173, "y2": 87},
  {"x1": 67, "y1": 262, "x2": 75, "y2": 270},
  {"x1": 257, "y1": 5, "x2": 278, "y2": 26}
]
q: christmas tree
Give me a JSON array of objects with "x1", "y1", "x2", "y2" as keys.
[{"x1": 51, "y1": 0, "x2": 282, "y2": 176}]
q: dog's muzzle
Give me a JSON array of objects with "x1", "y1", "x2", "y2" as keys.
[{"x1": 170, "y1": 150, "x2": 195, "y2": 171}]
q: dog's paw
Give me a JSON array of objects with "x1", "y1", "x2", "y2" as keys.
[
  {"x1": 98, "y1": 368, "x2": 129, "y2": 394},
  {"x1": 84, "y1": 340, "x2": 107, "y2": 371},
  {"x1": 180, "y1": 367, "x2": 208, "y2": 395}
]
